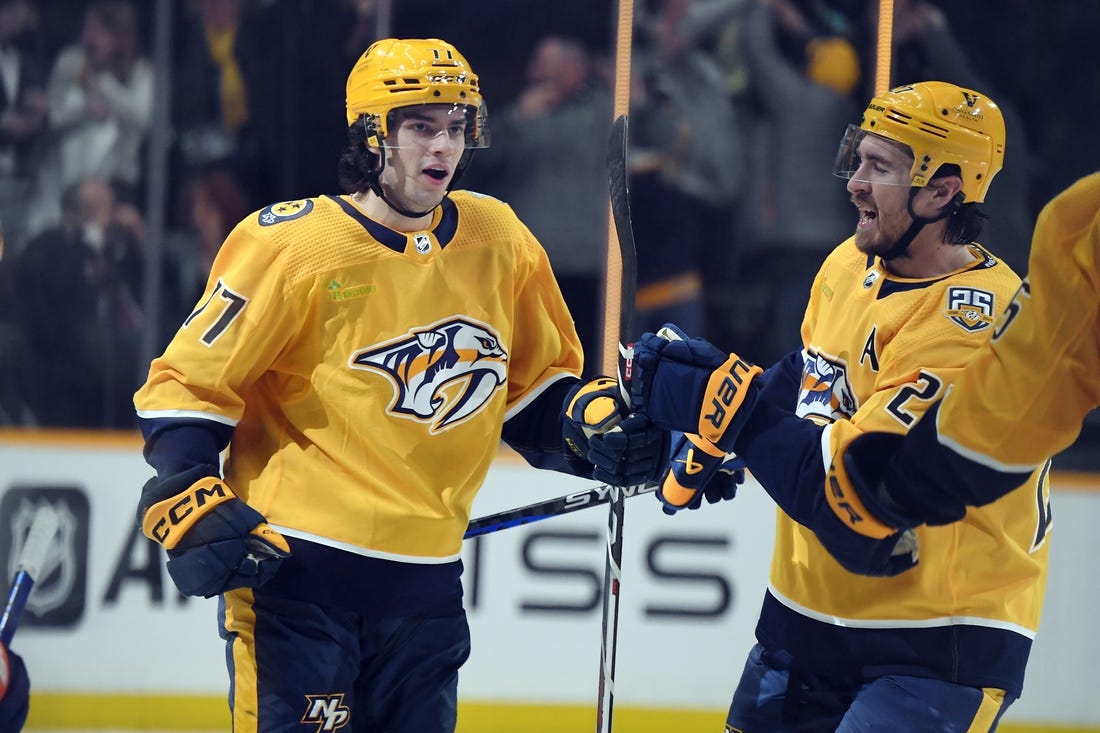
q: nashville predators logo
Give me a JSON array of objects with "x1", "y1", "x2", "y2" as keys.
[
  {"x1": 796, "y1": 350, "x2": 858, "y2": 422},
  {"x1": 301, "y1": 694, "x2": 350, "y2": 731},
  {"x1": 350, "y1": 317, "x2": 508, "y2": 432}
]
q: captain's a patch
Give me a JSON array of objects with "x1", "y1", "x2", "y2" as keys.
[
  {"x1": 258, "y1": 199, "x2": 314, "y2": 226},
  {"x1": 945, "y1": 286, "x2": 996, "y2": 333}
]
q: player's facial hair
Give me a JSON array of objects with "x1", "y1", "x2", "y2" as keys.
[{"x1": 854, "y1": 190, "x2": 910, "y2": 258}]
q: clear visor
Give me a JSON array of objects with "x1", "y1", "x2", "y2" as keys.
[
  {"x1": 832, "y1": 124, "x2": 915, "y2": 188},
  {"x1": 381, "y1": 103, "x2": 490, "y2": 150}
]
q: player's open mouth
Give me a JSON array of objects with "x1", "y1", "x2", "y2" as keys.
[
  {"x1": 857, "y1": 208, "x2": 877, "y2": 226},
  {"x1": 424, "y1": 168, "x2": 448, "y2": 181}
]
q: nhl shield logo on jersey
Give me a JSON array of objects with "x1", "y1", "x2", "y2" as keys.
[
  {"x1": 945, "y1": 286, "x2": 996, "y2": 333},
  {"x1": 258, "y1": 199, "x2": 314, "y2": 226},
  {"x1": 350, "y1": 317, "x2": 508, "y2": 432}
]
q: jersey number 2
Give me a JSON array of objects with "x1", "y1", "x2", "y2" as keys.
[{"x1": 885, "y1": 370, "x2": 945, "y2": 428}]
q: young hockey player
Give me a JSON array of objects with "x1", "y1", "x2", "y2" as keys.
[{"x1": 133, "y1": 37, "x2": 664, "y2": 732}]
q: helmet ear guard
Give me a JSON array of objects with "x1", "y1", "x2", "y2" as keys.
[{"x1": 834, "y1": 81, "x2": 1005, "y2": 203}]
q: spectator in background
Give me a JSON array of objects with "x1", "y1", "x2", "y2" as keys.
[
  {"x1": 166, "y1": 166, "x2": 251, "y2": 316},
  {"x1": 169, "y1": 0, "x2": 254, "y2": 210},
  {"x1": 629, "y1": 0, "x2": 745, "y2": 346},
  {"x1": 0, "y1": 0, "x2": 48, "y2": 257},
  {"x1": 467, "y1": 34, "x2": 613, "y2": 373},
  {"x1": 26, "y1": 0, "x2": 153, "y2": 239},
  {"x1": 230, "y1": 0, "x2": 360, "y2": 204},
  {"x1": 866, "y1": 0, "x2": 1033, "y2": 274},
  {"x1": 0, "y1": 210, "x2": 33, "y2": 425},
  {"x1": 14, "y1": 176, "x2": 148, "y2": 428},
  {"x1": 725, "y1": 0, "x2": 861, "y2": 365}
]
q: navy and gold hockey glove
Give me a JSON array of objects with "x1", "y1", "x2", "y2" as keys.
[
  {"x1": 631, "y1": 324, "x2": 763, "y2": 453},
  {"x1": 658, "y1": 431, "x2": 745, "y2": 515},
  {"x1": 564, "y1": 376, "x2": 670, "y2": 486},
  {"x1": 563, "y1": 376, "x2": 623, "y2": 462},
  {"x1": 138, "y1": 465, "x2": 290, "y2": 598},
  {"x1": 587, "y1": 414, "x2": 671, "y2": 486},
  {"x1": 818, "y1": 432, "x2": 920, "y2": 576}
]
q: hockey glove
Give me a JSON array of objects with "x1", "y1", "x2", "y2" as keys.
[
  {"x1": 138, "y1": 465, "x2": 291, "y2": 598},
  {"x1": 563, "y1": 376, "x2": 670, "y2": 486},
  {"x1": 563, "y1": 376, "x2": 624, "y2": 463},
  {"x1": 631, "y1": 324, "x2": 763, "y2": 453},
  {"x1": 587, "y1": 414, "x2": 671, "y2": 486},
  {"x1": 816, "y1": 432, "x2": 920, "y2": 576},
  {"x1": 563, "y1": 376, "x2": 624, "y2": 462},
  {"x1": 658, "y1": 431, "x2": 745, "y2": 515},
  {"x1": 0, "y1": 643, "x2": 29, "y2": 732}
]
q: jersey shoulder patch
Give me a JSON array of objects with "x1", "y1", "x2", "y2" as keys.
[{"x1": 258, "y1": 199, "x2": 314, "y2": 226}]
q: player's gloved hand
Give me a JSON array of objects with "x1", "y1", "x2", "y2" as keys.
[
  {"x1": 631, "y1": 324, "x2": 764, "y2": 453},
  {"x1": 658, "y1": 431, "x2": 745, "y2": 515},
  {"x1": 138, "y1": 465, "x2": 291, "y2": 598},
  {"x1": 586, "y1": 414, "x2": 671, "y2": 486},
  {"x1": 0, "y1": 642, "x2": 29, "y2": 731},
  {"x1": 816, "y1": 432, "x2": 921, "y2": 576},
  {"x1": 563, "y1": 376, "x2": 623, "y2": 463},
  {"x1": 563, "y1": 376, "x2": 670, "y2": 485}
]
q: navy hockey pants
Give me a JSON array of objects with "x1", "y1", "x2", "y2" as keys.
[
  {"x1": 219, "y1": 589, "x2": 471, "y2": 733},
  {"x1": 725, "y1": 643, "x2": 1016, "y2": 732}
]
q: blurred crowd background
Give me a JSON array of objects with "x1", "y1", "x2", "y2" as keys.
[{"x1": 0, "y1": 0, "x2": 1096, "y2": 467}]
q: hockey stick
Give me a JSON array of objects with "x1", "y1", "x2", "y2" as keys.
[
  {"x1": 464, "y1": 480, "x2": 658, "y2": 539},
  {"x1": 875, "y1": 0, "x2": 894, "y2": 95},
  {"x1": 595, "y1": 112, "x2": 638, "y2": 733},
  {"x1": 0, "y1": 503, "x2": 59, "y2": 645}
]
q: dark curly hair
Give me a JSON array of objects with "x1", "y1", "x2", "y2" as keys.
[{"x1": 336, "y1": 118, "x2": 378, "y2": 195}]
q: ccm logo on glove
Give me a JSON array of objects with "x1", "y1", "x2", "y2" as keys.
[{"x1": 142, "y1": 476, "x2": 235, "y2": 548}]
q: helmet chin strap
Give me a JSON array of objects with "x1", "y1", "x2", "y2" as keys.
[{"x1": 880, "y1": 188, "x2": 963, "y2": 261}]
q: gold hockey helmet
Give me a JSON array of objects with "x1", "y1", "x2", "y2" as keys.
[
  {"x1": 345, "y1": 38, "x2": 488, "y2": 148},
  {"x1": 835, "y1": 81, "x2": 1005, "y2": 203}
]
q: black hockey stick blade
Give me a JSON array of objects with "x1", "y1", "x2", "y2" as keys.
[
  {"x1": 596, "y1": 112, "x2": 639, "y2": 733},
  {"x1": 607, "y1": 113, "x2": 638, "y2": 402}
]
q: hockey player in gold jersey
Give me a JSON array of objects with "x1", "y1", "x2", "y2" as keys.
[
  {"x1": 629, "y1": 82, "x2": 1049, "y2": 730},
  {"x1": 133, "y1": 38, "x2": 665, "y2": 732},
  {"x1": 835, "y1": 168, "x2": 1100, "y2": 579}
]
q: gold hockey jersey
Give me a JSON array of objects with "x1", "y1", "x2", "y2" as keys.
[
  {"x1": 933, "y1": 171, "x2": 1100, "y2": 471},
  {"x1": 753, "y1": 236, "x2": 1049, "y2": 697},
  {"x1": 135, "y1": 191, "x2": 583, "y2": 564}
]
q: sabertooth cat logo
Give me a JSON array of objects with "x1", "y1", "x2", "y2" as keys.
[
  {"x1": 796, "y1": 350, "x2": 858, "y2": 422},
  {"x1": 351, "y1": 317, "x2": 508, "y2": 433}
]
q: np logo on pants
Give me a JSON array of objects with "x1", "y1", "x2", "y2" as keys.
[{"x1": 302, "y1": 694, "x2": 351, "y2": 731}]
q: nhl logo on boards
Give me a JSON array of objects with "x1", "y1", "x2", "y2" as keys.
[{"x1": 0, "y1": 487, "x2": 89, "y2": 632}]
